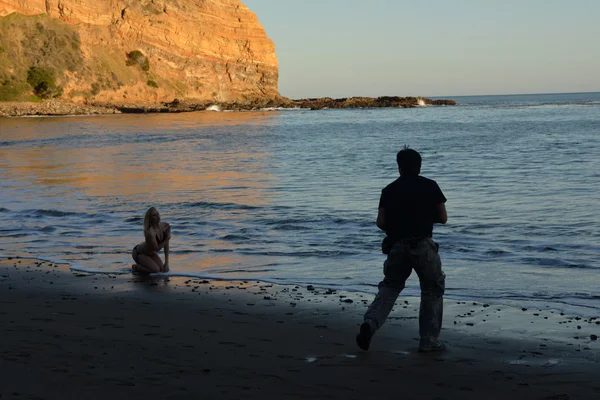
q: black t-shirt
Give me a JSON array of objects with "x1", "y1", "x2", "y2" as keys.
[{"x1": 378, "y1": 175, "x2": 446, "y2": 239}]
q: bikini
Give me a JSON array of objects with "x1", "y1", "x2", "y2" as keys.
[
  {"x1": 132, "y1": 244, "x2": 141, "y2": 262},
  {"x1": 132, "y1": 232, "x2": 162, "y2": 262}
]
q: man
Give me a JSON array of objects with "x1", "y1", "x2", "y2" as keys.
[{"x1": 357, "y1": 146, "x2": 448, "y2": 353}]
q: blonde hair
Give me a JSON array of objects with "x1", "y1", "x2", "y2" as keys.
[{"x1": 143, "y1": 207, "x2": 157, "y2": 233}]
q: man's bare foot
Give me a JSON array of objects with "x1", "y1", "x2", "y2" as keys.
[{"x1": 132, "y1": 264, "x2": 141, "y2": 273}]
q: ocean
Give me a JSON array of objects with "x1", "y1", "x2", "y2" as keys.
[{"x1": 1, "y1": 92, "x2": 599, "y2": 316}]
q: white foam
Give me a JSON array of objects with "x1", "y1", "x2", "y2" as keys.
[
  {"x1": 417, "y1": 98, "x2": 427, "y2": 107},
  {"x1": 260, "y1": 107, "x2": 308, "y2": 111},
  {"x1": 68, "y1": 265, "x2": 292, "y2": 283},
  {"x1": 70, "y1": 265, "x2": 130, "y2": 275},
  {"x1": 205, "y1": 105, "x2": 222, "y2": 112}
]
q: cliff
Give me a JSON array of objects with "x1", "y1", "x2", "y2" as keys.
[{"x1": 0, "y1": 0, "x2": 279, "y2": 104}]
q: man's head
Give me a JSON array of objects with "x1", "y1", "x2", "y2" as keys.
[{"x1": 396, "y1": 146, "x2": 422, "y2": 177}]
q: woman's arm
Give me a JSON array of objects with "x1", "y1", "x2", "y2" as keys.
[
  {"x1": 162, "y1": 241, "x2": 170, "y2": 272},
  {"x1": 145, "y1": 230, "x2": 160, "y2": 252},
  {"x1": 157, "y1": 236, "x2": 170, "y2": 250},
  {"x1": 145, "y1": 225, "x2": 170, "y2": 252},
  {"x1": 160, "y1": 224, "x2": 170, "y2": 272},
  {"x1": 157, "y1": 223, "x2": 171, "y2": 250}
]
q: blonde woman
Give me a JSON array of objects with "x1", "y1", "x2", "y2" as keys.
[{"x1": 132, "y1": 207, "x2": 171, "y2": 273}]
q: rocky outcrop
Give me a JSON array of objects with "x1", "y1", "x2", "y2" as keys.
[
  {"x1": 0, "y1": 95, "x2": 458, "y2": 117},
  {"x1": 0, "y1": 100, "x2": 120, "y2": 117},
  {"x1": 290, "y1": 96, "x2": 456, "y2": 110},
  {"x1": 0, "y1": 0, "x2": 279, "y2": 104}
]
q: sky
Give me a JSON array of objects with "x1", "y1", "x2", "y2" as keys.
[{"x1": 243, "y1": 0, "x2": 600, "y2": 99}]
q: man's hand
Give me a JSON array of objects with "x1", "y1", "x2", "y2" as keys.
[{"x1": 162, "y1": 262, "x2": 170, "y2": 273}]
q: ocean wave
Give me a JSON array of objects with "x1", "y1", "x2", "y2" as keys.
[
  {"x1": 521, "y1": 257, "x2": 597, "y2": 270},
  {"x1": 221, "y1": 234, "x2": 252, "y2": 241},
  {"x1": 183, "y1": 201, "x2": 261, "y2": 211},
  {"x1": 28, "y1": 209, "x2": 90, "y2": 218},
  {"x1": 219, "y1": 268, "x2": 276, "y2": 273},
  {"x1": 458, "y1": 100, "x2": 600, "y2": 109},
  {"x1": 238, "y1": 249, "x2": 359, "y2": 257},
  {"x1": 261, "y1": 216, "x2": 373, "y2": 229},
  {"x1": 124, "y1": 216, "x2": 143, "y2": 223},
  {"x1": 529, "y1": 292, "x2": 600, "y2": 301},
  {"x1": 541, "y1": 246, "x2": 558, "y2": 252},
  {"x1": 0, "y1": 233, "x2": 30, "y2": 238},
  {"x1": 485, "y1": 249, "x2": 512, "y2": 256}
]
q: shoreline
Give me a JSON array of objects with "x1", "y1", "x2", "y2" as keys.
[
  {"x1": 3, "y1": 256, "x2": 598, "y2": 345},
  {"x1": 0, "y1": 96, "x2": 457, "y2": 117},
  {"x1": 2, "y1": 253, "x2": 598, "y2": 319},
  {"x1": 1, "y1": 257, "x2": 598, "y2": 399}
]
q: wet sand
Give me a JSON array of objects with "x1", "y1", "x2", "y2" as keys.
[{"x1": 1, "y1": 257, "x2": 598, "y2": 399}]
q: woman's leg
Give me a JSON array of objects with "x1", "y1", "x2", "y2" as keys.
[
  {"x1": 131, "y1": 247, "x2": 143, "y2": 273},
  {"x1": 148, "y1": 252, "x2": 164, "y2": 271},
  {"x1": 134, "y1": 254, "x2": 161, "y2": 273}
]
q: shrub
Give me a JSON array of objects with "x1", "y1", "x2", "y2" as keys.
[
  {"x1": 125, "y1": 50, "x2": 150, "y2": 71},
  {"x1": 26, "y1": 66, "x2": 62, "y2": 98},
  {"x1": 0, "y1": 81, "x2": 31, "y2": 101},
  {"x1": 147, "y1": 79, "x2": 158, "y2": 88},
  {"x1": 91, "y1": 82, "x2": 101, "y2": 95}
]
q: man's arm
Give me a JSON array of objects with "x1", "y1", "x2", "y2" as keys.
[
  {"x1": 434, "y1": 203, "x2": 448, "y2": 224},
  {"x1": 376, "y1": 207, "x2": 386, "y2": 231}
]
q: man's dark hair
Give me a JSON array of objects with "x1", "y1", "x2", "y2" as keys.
[{"x1": 396, "y1": 146, "x2": 422, "y2": 177}]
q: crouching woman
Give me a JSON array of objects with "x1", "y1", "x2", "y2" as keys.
[{"x1": 132, "y1": 207, "x2": 171, "y2": 273}]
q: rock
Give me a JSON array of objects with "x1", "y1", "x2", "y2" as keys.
[
  {"x1": 289, "y1": 96, "x2": 455, "y2": 110},
  {"x1": 591, "y1": 335, "x2": 598, "y2": 341},
  {"x1": 0, "y1": 100, "x2": 120, "y2": 117}
]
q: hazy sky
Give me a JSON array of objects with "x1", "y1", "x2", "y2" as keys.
[{"x1": 243, "y1": 0, "x2": 600, "y2": 98}]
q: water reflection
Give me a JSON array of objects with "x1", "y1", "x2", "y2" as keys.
[
  {"x1": 0, "y1": 111, "x2": 277, "y2": 141},
  {"x1": 0, "y1": 111, "x2": 280, "y2": 272},
  {"x1": 1, "y1": 111, "x2": 278, "y2": 205}
]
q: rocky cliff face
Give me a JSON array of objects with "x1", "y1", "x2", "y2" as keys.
[{"x1": 0, "y1": 0, "x2": 279, "y2": 104}]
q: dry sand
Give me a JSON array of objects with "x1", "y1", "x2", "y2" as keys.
[{"x1": 1, "y1": 257, "x2": 598, "y2": 399}]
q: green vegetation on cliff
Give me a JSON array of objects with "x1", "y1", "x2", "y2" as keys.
[
  {"x1": 0, "y1": 13, "x2": 83, "y2": 101},
  {"x1": 27, "y1": 66, "x2": 63, "y2": 98},
  {"x1": 126, "y1": 50, "x2": 150, "y2": 72},
  {"x1": 0, "y1": 13, "x2": 163, "y2": 102}
]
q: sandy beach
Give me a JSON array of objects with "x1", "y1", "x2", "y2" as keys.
[{"x1": 0, "y1": 258, "x2": 598, "y2": 399}]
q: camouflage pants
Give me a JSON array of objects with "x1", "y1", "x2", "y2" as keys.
[{"x1": 363, "y1": 238, "x2": 445, "y2": 345}]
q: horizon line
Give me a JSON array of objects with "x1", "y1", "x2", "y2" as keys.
[{"x1": 284, "y1": 90, "x2": 600, "y2": 100}]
